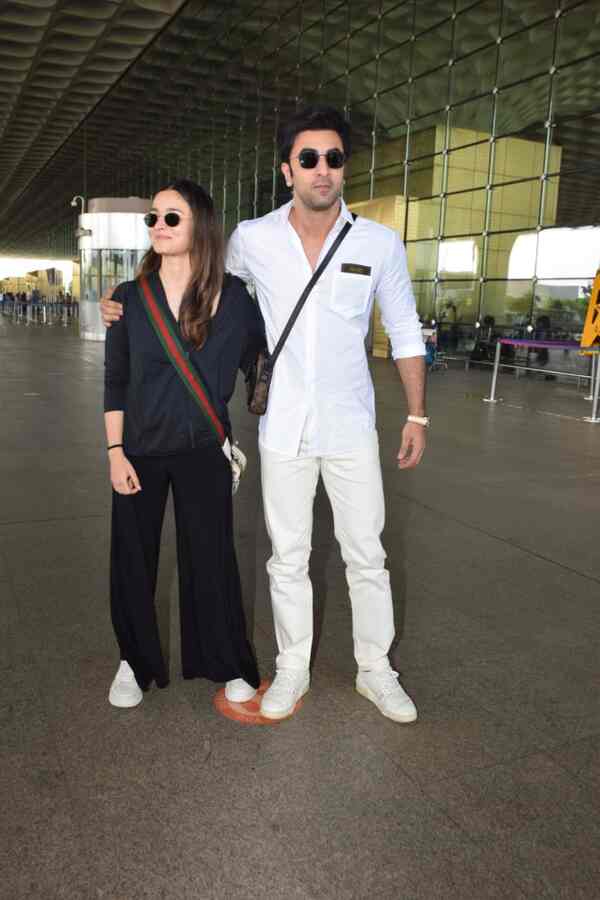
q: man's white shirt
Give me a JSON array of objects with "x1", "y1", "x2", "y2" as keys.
[{"x1": 226, "y1": 197, "x2": 424, "y2": 457}]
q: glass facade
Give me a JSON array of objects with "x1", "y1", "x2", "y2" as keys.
[
  {"x1": 12, "y1": 0, "x2": 600, "y2": 355},
  {"x1": 189, "y1": 0, "x2": 599, "y2": 356}
]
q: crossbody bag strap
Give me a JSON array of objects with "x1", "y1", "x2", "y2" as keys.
[
  {"x1": 268, "y1": 212, "x2": 357, "y2": 368},
  {"x1": 135, "y1": 275, "x2": 226, "y2": 446}
]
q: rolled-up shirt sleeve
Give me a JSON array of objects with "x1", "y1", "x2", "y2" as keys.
[
  {"x1": 375, "y1": 230, "x2": 425, "y2": 360},
  {"x1": 103, "y1": 285, "x2": 129, "y2": 412}
]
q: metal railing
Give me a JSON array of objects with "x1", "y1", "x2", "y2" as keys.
[
  {"x1": 483, "y1": 339, "x2": 600, "y2": 423},
  {"x1": 1, "y1": 296, "x2": 79, "y2": 328}
]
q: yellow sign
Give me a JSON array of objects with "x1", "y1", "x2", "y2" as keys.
[{"x1": 581, "y1": 270, "x2": 600, "y2": 348}]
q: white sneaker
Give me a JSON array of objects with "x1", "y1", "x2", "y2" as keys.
[
  {"x1": 356, "y1": 667, "x2": 417, "y2": 723},
  {"x1": 108, "y1": 660, "x2": 143, "y2": 708},
  {"x1": 260, "y1": 669, "x2": 310, "y2": 720},
  {"x1": 225, "y1": 678, "x2": 257, "y2": 703}
]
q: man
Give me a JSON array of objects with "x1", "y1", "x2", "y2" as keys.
[{"x1": 101, "y1": 105, "x2": 427, "y2": 723}]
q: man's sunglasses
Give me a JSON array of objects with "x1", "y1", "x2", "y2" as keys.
[
  {"x1": 292, "y1": 148, "x2": 346, "y2": 169},
  {"x1": 144, "y1": 211, "x2": 182, "y2": 228}
]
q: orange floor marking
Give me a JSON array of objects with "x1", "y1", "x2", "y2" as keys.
[{"x1": 213, "y1": 679, "x2": 304, "y2": 726}]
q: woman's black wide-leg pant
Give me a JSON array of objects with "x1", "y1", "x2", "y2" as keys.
[{"x1": 110, "y1": 443, "x2": 260, "y2": 692}]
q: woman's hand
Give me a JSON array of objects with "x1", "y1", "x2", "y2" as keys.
[{"x1": 109, "y1": 450, "x2": 142, "y2": 494}]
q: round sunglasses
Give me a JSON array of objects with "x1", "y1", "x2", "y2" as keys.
[
  {"x1": 292, "y1": 148, "x2": 346, "y2": 169},
  {"x1": 144, "y1": 211, "x2": 182, "y2": 228}
]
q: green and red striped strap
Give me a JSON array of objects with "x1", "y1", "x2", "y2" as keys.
[{"x1": 136, "y1": 275, "x2": 225, "y2": 446}]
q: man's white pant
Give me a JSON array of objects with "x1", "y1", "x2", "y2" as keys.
[{"x1": 259, "y1": 431, "x2": 395, "y2": 672}]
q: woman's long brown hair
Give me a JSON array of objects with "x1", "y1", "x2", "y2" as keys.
[{"x1": 138, "y1": 178, "x2": 225, "y2": 349}]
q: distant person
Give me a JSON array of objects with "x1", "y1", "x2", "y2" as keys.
[
  {"x1": 482, "y1": 314, "x2": 495, "y2": 342},
  {"x1": 470, "y1": 314, "x2": 496, "y2": 365},
  {"x1": 534, "y1": 313, "x2": 554, "y2": 379}
]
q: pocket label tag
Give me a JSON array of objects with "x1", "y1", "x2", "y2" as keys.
[{"x1": 341, "y1": 263, "x2": 371, "y2": 276}]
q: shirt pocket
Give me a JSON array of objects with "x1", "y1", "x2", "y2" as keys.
[{"x1": 330, "y1": 270, "x2": 372, "y2": 319}]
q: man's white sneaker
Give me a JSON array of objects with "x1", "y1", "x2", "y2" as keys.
[
  {"x1": 225, "y1": 678, "x2": 257, "y2": 703},
  {"x1": 108, "y1": 660, "x2": 143, "y2": 708},
  {"x1": 356, "y1": 668, "x2": 417, "y2": 723},
  {"x1": 260, "y1": 669, "x2": 309, "y2": 720}
]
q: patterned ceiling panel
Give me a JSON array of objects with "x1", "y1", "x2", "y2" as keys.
[{"x1": 0, "y1": 0, "x2": 188, "y2": 207}]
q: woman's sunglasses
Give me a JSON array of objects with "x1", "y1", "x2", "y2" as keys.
[
  {"x1": 144, "y1": 211, "x2": 181, "y2": 228},
  {"x1": 292, "y1": 148, "x2": 346, "y2": 169}
]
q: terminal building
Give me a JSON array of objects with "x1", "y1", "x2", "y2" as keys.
[
  {"x1": 2, "y1": 0, "x2": 599, "y2": 350},
  {"x1": 0, "y1": 267, "x2": 64, "y2": 297},
  {"x1": 1, "y1": 2, "x2": 599, "y2": 898}
]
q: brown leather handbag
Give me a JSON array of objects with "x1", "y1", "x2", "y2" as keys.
[
  {"x1": 246, "y1": 349, "x2": 272, "y2": 415},
  {"x1": 245, "y1": 214, "x2": 356, "y2": 415}
]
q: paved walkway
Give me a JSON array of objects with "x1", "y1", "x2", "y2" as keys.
[{"x1": 2, "y1": 317, "x2": 599, "y2": 899}]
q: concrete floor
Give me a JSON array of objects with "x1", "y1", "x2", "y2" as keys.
[{"x1": 2, "y1": 315, "x2": 600, "y2": 900}]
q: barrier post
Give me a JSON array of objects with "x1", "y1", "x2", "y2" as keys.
[
  {"x1": 483, "y1": 340, "x2": 502, "y2": 403},
  {"x1": 584, "y1": 354, "x2": 596, "y2": 401},
  {"x1": 584, "y1": 353, "x2": 600, "y2": 423}
]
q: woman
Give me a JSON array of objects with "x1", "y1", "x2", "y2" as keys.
[{"x1": 104, "y1": 178, "x2": 261, "y2": 708}]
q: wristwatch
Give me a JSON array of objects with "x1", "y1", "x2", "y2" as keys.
[{"x1": 407, "y1": 414, "x2": 430, "y2": 428}]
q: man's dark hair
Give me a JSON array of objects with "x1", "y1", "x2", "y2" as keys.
[{"x1": 277, "y1": 105, "x2": 352, "y2": 164}]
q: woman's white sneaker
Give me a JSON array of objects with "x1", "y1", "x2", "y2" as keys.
[
  {"x1": 225, "y1": 678, "x2": 257, "y2": 703},
  {"x1": 108, "y1": 660, "x2": 143, "y2": 708},
  {"x1": 260, "y1": 669, "x2": 309, "y2": 719},
  {"x1": 356, "y1": 668, "x2": 417, "y2": 723}
]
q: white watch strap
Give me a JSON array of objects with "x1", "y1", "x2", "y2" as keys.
[{"x1": 407, "y1": 414, "x2": 430, "y2": 427}]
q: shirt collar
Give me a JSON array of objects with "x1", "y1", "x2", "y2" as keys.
[
  {"x1": 338, "y1": 197, "x2": 354, "y2": 224},
  {"x1": 280, "y1": 196, "x2": 353, "y2": 229}
]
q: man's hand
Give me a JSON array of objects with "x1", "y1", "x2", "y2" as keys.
[
  {"x1": 100, "y1": 286, "x2": 124, "y2": 327},
  {"x1": 397, "y1": 422, "x2": 426, "y2": 470}
]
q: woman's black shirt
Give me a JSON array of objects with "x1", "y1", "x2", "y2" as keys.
[{"x1": 104, "y1": 272, "x2": 264, "y2": 456}]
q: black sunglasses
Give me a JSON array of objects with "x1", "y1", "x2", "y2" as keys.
[
  {"x1": 144, "y1": 211, "x2": 181, "y2": 228},
  {"x1": 292, "y1": 148, "x2": 346, "y2": 169}
]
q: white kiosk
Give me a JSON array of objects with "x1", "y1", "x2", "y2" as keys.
[{"x1": 76, "y1": 197, "x2": 150, "y2": 341}]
